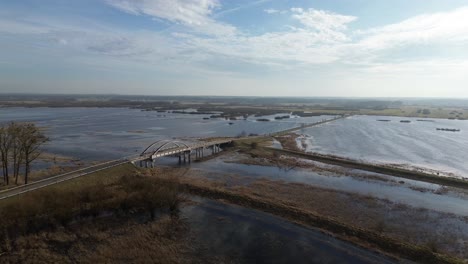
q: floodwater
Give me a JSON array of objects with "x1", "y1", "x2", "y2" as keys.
[
  {"x1": 183, "y1": 196, "x2": 398, "y2": 264},
  {"x1": 189, "y1": 157, "x2": 468, "y2": 216},
  {"x1": 298, "y1": 115, "x2": 468, "y2": 178},
  {"x1": 2, "y1": 107, "x2": 466, "y2": 260},
  {"x1": 0, "y1": 107, "x2": 329, "y2": 161}
]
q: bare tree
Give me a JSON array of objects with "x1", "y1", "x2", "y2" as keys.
[
  {"x1": 0, "y1": 125, "x2": 12, "y2": 185},
  {"x1": 9, "y1": 123, "x2": 25, "y2": 184},
  {"x1": 18, "y1": 123, "x2": 48, "y2": 184},
  {"x1": 0, "y1": 122, "x2": 49, "y2": 185}
]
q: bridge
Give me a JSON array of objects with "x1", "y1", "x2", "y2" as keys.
[
  {"x1": 0, "y1": 138, "x2": 234, "y2": 200},
  {"x1": 132, "y1": 138, "x2": 234, "y2": 168}
]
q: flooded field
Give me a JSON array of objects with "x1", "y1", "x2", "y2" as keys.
[
  {"x1": 299, "y1": 115, "x2": 468, "y2": 178},
  {"x1": 188, "y1": 155, "x2": 468, "y2": 216},
  {"x1": 0, "y1": 107, "x2": 329, "y2": 161}
]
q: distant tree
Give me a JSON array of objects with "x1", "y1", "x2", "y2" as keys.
[
  {"x1": 237, "y1": 131, "x2": 247, "y2": 138},
  {"x1": 422, "y1": 109, "x2": 431, "y2": 115}
]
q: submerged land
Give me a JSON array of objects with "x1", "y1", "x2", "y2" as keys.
[
  {"x1": 1, "y1": 94, "x2": 468, "y2": 120},
  {"x1": 0, "y1": 95, "x2": 467, "y2": 263}
]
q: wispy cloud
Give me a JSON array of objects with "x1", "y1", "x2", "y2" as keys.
[
  {"x1": 264, "y1": 8, "x2": 279, "y2": 14},
  {"x1": 104, "y1": 0, "x2": 236, "y2": 35},
  {"x1": 213, "y1": 0, "x2": 272, "y2": 18}
]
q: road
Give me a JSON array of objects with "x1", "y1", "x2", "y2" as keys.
[
  {"x1": 270, "y1": 147, "x2": 468, "y2": 189},
  {"x1": 270, "y1": 115, "x2": 348, "y2": 136},
  {"x1": 0, "y1": 159, "x2": 129, "y2": 200}
]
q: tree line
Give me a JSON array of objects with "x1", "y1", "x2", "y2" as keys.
[{"x1": 0, "y1": 122, "x2": 48, "y2": 185}]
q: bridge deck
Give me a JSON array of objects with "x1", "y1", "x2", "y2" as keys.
[{"x1": 136, "y1": 138, "x2": 234, "y2": 162}]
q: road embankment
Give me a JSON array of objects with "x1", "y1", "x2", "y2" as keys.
[{"x1": 269, "y1": 148, "x2": 468, "y2": 189}]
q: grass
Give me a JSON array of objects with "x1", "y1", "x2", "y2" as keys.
[
  {"x1": 0, "y1": 163, "x2": 182, "y2": 262},
  {"x1": 5, "y1": 215, "x2": 190, "y2": 264}
]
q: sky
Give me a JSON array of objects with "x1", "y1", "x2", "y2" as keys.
[{"x1": 1, "y1": 0, "x2": 468, "y2": 97}]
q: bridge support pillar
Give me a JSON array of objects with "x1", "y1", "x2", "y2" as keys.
[
  {"x1": 188, "y1": 151, "x2": 191, "y2": 163},
  {"x1": 178, "y1": 155, "x2": 182, "y2": 164}
]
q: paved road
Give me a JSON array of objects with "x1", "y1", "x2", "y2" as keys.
[
  {"x1": 270, "y1": 115, "x2": 348, "y2": 136},
  {"x1": 0, "y1": 159, "x2": 130, "y2": 200}
]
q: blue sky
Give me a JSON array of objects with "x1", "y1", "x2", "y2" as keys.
[{"x1": 1, "y1": 0, "x2": 468, "y2": 97}]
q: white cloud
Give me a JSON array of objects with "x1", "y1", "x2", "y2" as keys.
[
  {"x1": 357, "y1": 6, "x2": 468, "y2": 51},
  {"x1": 362, "y1": 59, "x2": 468, "y2": 77},
  {"x1": 291, "y1": 7, "x2": 357, "y2": 32},
  {"x1": 264, "y1": 8, "x2": 287, "y2": 15},
  {"x1": 264, "y1": 8, "x2": 279, "y2": 14},
  {"x1": 104, "y1": 0, "x2": 236, "y2": 35}
]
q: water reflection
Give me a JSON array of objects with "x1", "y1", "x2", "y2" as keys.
[
  {"x1": 183, "y1": 197, "x2": 397, "y2": 264},
  {"x1": 190, "y1": 158, "x2": 468, "y2": 215}
]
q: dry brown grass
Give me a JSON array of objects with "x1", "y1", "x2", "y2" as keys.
[
  {"x1": 274, "y1": 134, "x2": 301, "y2": 151},
  {"x1": 3, "y1": 215, "x2": 194, "y2": 264},
  {"x1": 0, "y1": 163, "x2": 185, "y2": 263}
]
